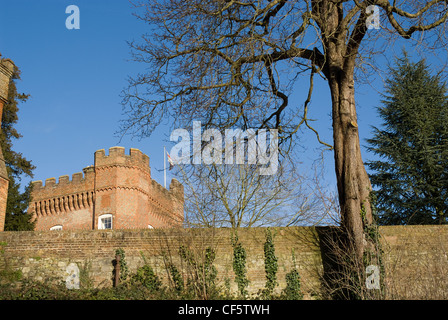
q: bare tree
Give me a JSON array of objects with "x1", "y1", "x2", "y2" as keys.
[
  {"x1": 177, "y1": 155, "x2": 329, "y2": 228},
  {"x1": 120, "y1": 0, "x2": 448, "y2": 260}
]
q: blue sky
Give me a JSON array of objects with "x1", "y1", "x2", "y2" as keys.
[
  {"x1": 0, "y1": 1, "x2": 444, "y2": 194},
  {"x1": 0, "y1": 1, "x2": 176, "y2": 187}
]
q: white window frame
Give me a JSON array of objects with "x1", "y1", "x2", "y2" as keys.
[
  {"x1": 98, "y1": 214, "x2": 113, "y2": 230},
  {"x1": 50, "y1": 225, "x2": 63, "y2": 231}
]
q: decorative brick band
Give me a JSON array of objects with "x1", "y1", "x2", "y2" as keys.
[{"x1": 33, "y1": 191, "x2": 95, "y2": 216}]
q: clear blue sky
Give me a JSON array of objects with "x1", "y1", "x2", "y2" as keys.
[
  {"x1": 0, "y1": 0, "x2": 176, "y2": 187},
  {"x1": 0, "y1": 1, "x2": 443, "y2": 193}
]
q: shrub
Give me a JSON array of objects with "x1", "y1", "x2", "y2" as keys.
[
  {"x1": 132, "y1": 265, "x2": 162, "y2": 293},
  {"x1": 282, "y1": 269, "x2": 303, "y2": 300}
]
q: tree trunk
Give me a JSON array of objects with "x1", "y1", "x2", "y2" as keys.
[{"x1": 327, "y1": 56, "x2": 373, "y2": 260}]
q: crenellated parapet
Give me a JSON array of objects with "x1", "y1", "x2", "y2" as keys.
[
  {"x1": 31, "y1": 166, "x2": 95, "y2": 199},
  {"x1": 29, "y1": 147, "x2": 184, "y2": 230},
  {"x1": 94, "y1": 146, "x2": 150, "y2": 174},
  {"x1": 169, "y1": 178, "x2": 184, "y2": 201},
  {"x1": 30, "y1": 166, "x2": 95, "y2": 218},
  {"x1": 148, "y1": 178, "x2": 185, "y2": 226}
]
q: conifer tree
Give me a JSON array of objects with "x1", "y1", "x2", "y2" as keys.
[
  {"x1": 1, "y1": 66, "x2": 35, "y2": 231},
  {"x1": 366, "y1": 55, "x2": 448, "y2": 225}
]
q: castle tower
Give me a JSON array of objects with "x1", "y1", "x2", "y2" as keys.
[
  {"x1": 29, "y1": 147, "x2": 184, "y2": 231},
  {"x1": 0, "y1": 56, "x2": 15, "y2": 231},
  {"x1": 94, "y1": 147, "x2": 152, "y2": 229}
]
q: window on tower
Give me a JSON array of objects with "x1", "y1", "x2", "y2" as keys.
[{"x1": 98, "y1": 214, "x2": 113, "y2": 230}]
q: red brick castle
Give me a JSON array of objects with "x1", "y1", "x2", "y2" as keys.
[{"x1": 28, "y1": 147, "x2": 184, "y2": 231}]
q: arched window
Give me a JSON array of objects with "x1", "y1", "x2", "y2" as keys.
[
  {"x1": 98, "y1": 214, "x2": 113, "y2": 230},
  {"x1": 50, "y1": 225, "x2": 63, "y2": 231}
]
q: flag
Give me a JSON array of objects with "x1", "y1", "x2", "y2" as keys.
[{"x1": 167, "y1": 152, "x2": 174, "y2": 170}]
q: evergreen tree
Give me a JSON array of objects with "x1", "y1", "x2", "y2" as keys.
[
  {"x1": 1, "y1": 65, "x2": 35, "y2": 231},
  {"x1": 366, "y1": 54, "x2": 448, "y2": 225},
  {"x1": 4, "y1": 177, "x2": 34, "y2": 231}
]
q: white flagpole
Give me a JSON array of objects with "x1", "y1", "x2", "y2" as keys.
[{"x1": 164, "y1": 146, "x2": 167, "y2": 188}]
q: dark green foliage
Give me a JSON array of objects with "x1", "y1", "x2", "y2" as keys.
[
  {"x1": 167, "y1": 263, "x2": 184, "y2": 293},
  {"x1": 115, "y1": 248, "x2": 129, "y2": 281},
  {"x1": 4, "y1": 177, "x2": 35, "y2": 231},
  {"x1": 281, "y1": 249, "x2": 303, "y2": 300},
  {"x1": 282, "y1": 269, "x2": 303, "y2": 300},
  {"x1": 4, "y1": 279, "x2": 67, "y2": 300},
  {"x1": 203, "y1": 247, "x2": 218, "y2": 291},
  {"x1": 1, "y1": 66, "x2": 35, "y2": 231},
  {"x1": 231, "y1": 233, "x2": 249, "y2": 298},
  {"x1": 366, "y1": 54, "x2": 448, "y2": 225},
  {"x1": 1, "y1": 67, "x2": 34, "y2": 179},
  {"x1": 132, "y1": 265, "x2": 162, "y2": 292},
  {"x1": 261, "y1": 228, "x2": 278, "y2": 298},
  {"x1": 0, "y1": 268, "x2": 23, "y2": 282}
]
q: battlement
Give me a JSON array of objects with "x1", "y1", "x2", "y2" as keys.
[
  {"x1": 31, "y1": 147, "x2": 152, "y2": 199},
  {"x1": 169, "y1": 178, "x2": 184, "y2": 200},
  {"x1": 94, "y1": 147, "x2": 150, "y2": 173},
  {"x1": 32, "y1": 166, "x2": 95, "y2": 189},
  {"x1": 29, "y1": 147, "x2": 184, "y2": 231},
  {"x1": 31, "y1": 166, "x2": 95, "y2": 201},
  {"x1": 151, "y1": 179, "x2": 170, "y2": 197}
]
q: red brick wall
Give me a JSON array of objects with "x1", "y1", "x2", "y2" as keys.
[
  {"x1": 29, "y1": 147, "x2": 184, "y2": 231},
  {"x1": 1, "y1": 226, "x2": 446, "y2": 298},
  {"x1": 0, "y1": 176, "x2": 8, "y2": 231},
  {"x1": 31, "y1": 168, "x2": 95, "y2": 231},
  {"x1": 0, "y1": 227, "x2": 323, "y2": 296}
]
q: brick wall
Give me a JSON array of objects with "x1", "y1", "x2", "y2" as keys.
[
  {"x1": 0, "y1": 59, "x2": 15, "y2": 106},
  {"x1": 0, "y1": 177, "x2": 8, "y2": 232},
  {"x1": 0, "y1": 225, "x2": 446, "y2": 298},
  {"x1": 379, "y1": 225, "x2": 448, "y2": 298}
]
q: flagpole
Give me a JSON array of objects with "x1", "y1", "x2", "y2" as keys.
[{"x1": 164, "y1": 146, "x2": 167, "y2": 188}]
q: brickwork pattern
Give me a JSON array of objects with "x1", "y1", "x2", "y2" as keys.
[
  {"x1": 1, "y1": 225, "x2": 446, "y2": 298},
  {"x1": 0, "y1": 227, "x2": 322, "y2": 296},
  {"x1": 0, "y1": 58, "x2": 14, "y2": 105},
  {"x1": 29, "y1": 147, "x2": 184, "y2": 231},
  {"x1": 0, "y1": 178, "x2": 8, "y2": 231}
]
